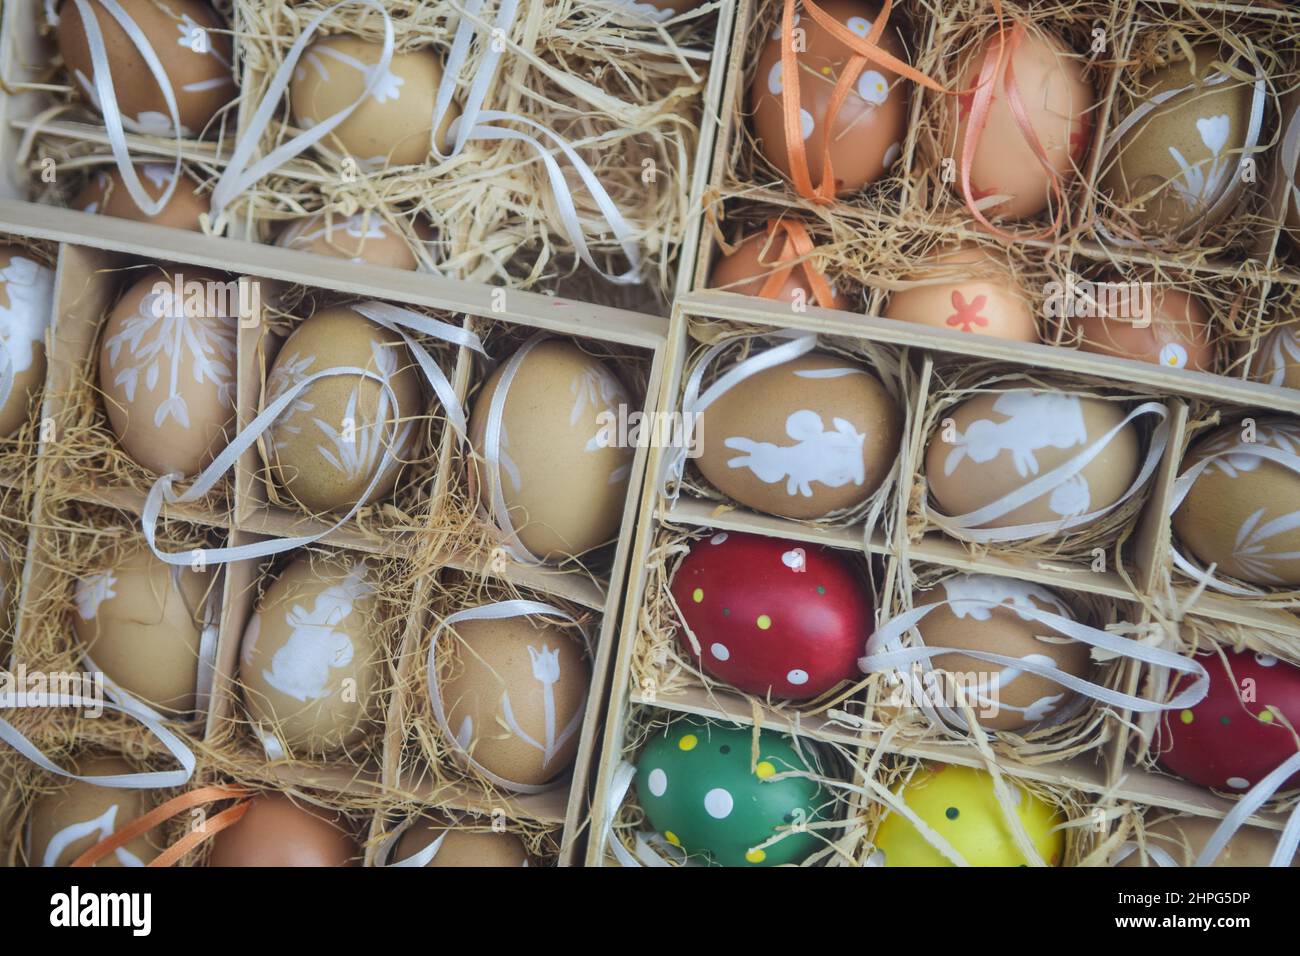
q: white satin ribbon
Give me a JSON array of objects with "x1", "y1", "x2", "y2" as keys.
[
  {"x1": 478, "y1": 333, "x2": 545, "y2": 564},
  {"x1": 861, "y1": 591, "x2": 1210, "y2": 733},
  {"x1": 930, "y1": 400, "x2": 1170, "y2": 543},
  {"x1": 600, "y1": 759, "x2": 692, "y2": 867},
  {"x1": 0, "y1": 349, "x2": 13, "y2": 420},
  {"x1": 424, "y1": 599, "x2": 590, "y2": 795},
  {"x1": 1194, "y1": 752, "x2": 1300, "y2": 868},
  {"x1": 377, "y1": 825, "x2": 447, "y2": 868},
  {"x1": 1109, "y1": 840, "x2": 1181, "y2": 867}
]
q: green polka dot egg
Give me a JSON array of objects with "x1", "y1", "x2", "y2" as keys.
[
  {"x1": 635, "y1": 717, "x2": 828, "y2": 866},
  {"x1": 872, "y1": 764, "x2": 1065, "y2": 867}
]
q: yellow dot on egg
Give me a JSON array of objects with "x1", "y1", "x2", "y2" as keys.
[
  {"x1": 755, "y1": 761, "x2": 776, "y2": 779},
  {"x1": 665, "y1": 831, "x2": 681, "y2": 846},
  {"x1": 1179, "y1": 709, "x2": 1195, "y2": 725},
  {"x1": 1259, "y1": 710, "x2": 1275, "y2": 723},
  {"x1": 745, "y1": 848, "x2": 767, "y2": 864},
  {"x1": 757, "y1": 614, "x2": 772, "y2": 630},
  {"x1": 679, "y1": 734, "x2": 698, "y2": 751},
  {"x1": 692, "y1": 587, "x2": 704, "y2": 603},
  {"x1": 821, "y1": 66, "x2": 831, "y2": 75}
]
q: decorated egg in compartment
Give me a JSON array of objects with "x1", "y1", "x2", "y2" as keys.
[
  {"x1": 391, "y1": 817, "x2": 531, "y2": 867},
  {"x1": 695, "y1": 351, "x2": 901, "y2": 520},
  {"x1": 1066, "y1": 275, "x2": 1215, "y2": 371},
  {"x1": 238, "y1": 553, "x2": 383, "y2": 755},
  {"x1": 99, "y1": 268, "x2": 238, "y2": 477},
  {"x1": 437, "y1": 614, "x2": 590, "y2": 787},
  {"x1": 635, "y1": 717, "x2": 829, "y2": 866},
  {"x1": 71, "y1": 541, "x2": 214, "y2": 714},
  {"x1": 1171, "y1": 418, "x2": 1300, "y2": 587},
  {"x1": 289, "y1": 38, "x2": 458, "y2": 169},
  {"x1": 275, "y1": 212, "x2": 419, "y2": 270},
  {"x1": 1250, "y1": 325, "x2": 1300, "y2": 391},
  {"x1": 72, "y1": 165, "x2": 208, "y2": 231},
  {"x1": 669, "y1": 531, "x2": 872, "y2": 699},
  {"x1": 607, "y1": 0, "x2": 705, "y2": 22},
  {"x1": 872, "y1": 763, "x2": 1064, "y2": 866},
  {"x1": 925, "y1": 389, "x2": 1140, "y2": 530},
  {"x1": 262, "y1": 305, "x2": 421, "y2": 515},
  {"x1": 0, "y1": 245, "x2": 55, "y2": 438},
  {"x1": 1116, "y1": 813, "x2": 1294, "y2": 867},
  {"x1": 467, "y1": 339, "x2": 635, "y2": 560},
  {"x1": 882, "y1": 242, "x2": 1037, "y2": 341},
  {"x1": 27, "y1": 756, "x2": 160, "y2": 867},
  {"x1": 943, "y1": 28, "x2": 1093, "y2": 219},
  {"x1": 208, "y1": 793, "x2": 359, "y2": 867},
  {"x1": 708, "y1": 227, "x2": 852, "y2": 310},
  {"x1": 750, "y1": 0, "x2": 909, "y2": 195},
  {"x1": 1100, "y1": 45, "x2": 1259, "y2": 237},
  {"x1": 57, "y1": 0, "x2": 235, "y2": 135},
  {"x1": 900, "y1": 574, "x2": 1091, "y2": 731},
  {"x1": 1158, "y1": 648, "x2": 1300, "y2": 793}
]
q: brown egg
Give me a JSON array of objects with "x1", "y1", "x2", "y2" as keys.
[
  {"x1": 1069, "y1": 277, "x2": 1215, "y2": 371},
  {"x1": 238, "y1": 553, "x2": 383, "y2": 755},
  {"x1": 750, "y1": 0, "x2": 909, "y2": 195},
  {"x1": 1250, "y1": 325, "x2": 1300, "y2": 390},
  {"x1": 27, "y1": 756, "x2": 160, "y2": 867},
  {"x1": 695, "y1": 351, "x2": 901, "y2": 519},
  {"x1": 71, "y1": 541, "x2": 213, "y2": 714},
  {"x1": 392, "y1": 818, "x2": 531, "y2": 867},
  {"x1": 905, "y1": 574, "x2": 1091, "y2": 731},
  {"x1": 606, "y1": 0, "x2": 705, "y2": 21},
  {"x1": 1172, "y1": 418, "x2": 1300, "y2": 587},
  {"x1": 883, "y1": 242, "x2": 1038, "y2": 341},
  {"x1": 439, "y1": 615, "x2": 590, "y2": 787},
  {"x1": 1100, "y1": 45, "x2": 1258, "y2": 237},
  {"x1": 99, "y1": 267, "x2": 238, "y2": 477},
  {"x1": 275, "y1": 212, "x2": 419, "y2": 270},
  {"x1": 708, "y1": 229, "x2": 852, "y2": 310},
  {"x1": 208, "y1": 793, "x2": 359, "y2": 867},
  {"x1": 926, "y1": 390, "x2": 1140, "y2": 529},
  {"x1": 0, "y1": 245, "x2": 54, "y2": 437},
  {"x1": 72, "y1": 164, "x2": 208, "y2": 231},
  {"x1": 467, "y1": 340, "x2": 634, "y2": 560},
  {"x1": 1117, "y1": 814, "x2": 1294, "y2": 867},
  {"x1": 943, "y1": 28, "x2": 1093, "y2": 220},
  {"x1": 262, "y1": 305, "x2": 421, "y2": 514},
  {"x1": 289, "y1": 38, "x2": 457, "y2": 169},
  {"x1": 58, "y1": 0, "x2": 235, "y2": 136}
]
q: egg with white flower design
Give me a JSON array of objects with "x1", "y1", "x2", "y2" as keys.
[
  {"x1": 0, "y1": 245, "x2": 54, "y2": 437},
  {"x1": 275, "y1": 212, "x2": 419, "y2": 270},
  {"x1": 72, "y1": 164, "x2": 208, "y2": 231},
  {"x1": 750, "y1": 0, "x2": 910, "y2": 195},
  {"x1": 57, "y1": 0, "x2": 236, "y2": 136},
  {"x1": 289, "y1": 38, "x2": 459, "y2": 169},
  {"x1": 1069, "y1": 276, "x2": 1215, "y2": 371},
  {"x1": 1249, "y1": 325, "x2": 1300, "y2": 391}
]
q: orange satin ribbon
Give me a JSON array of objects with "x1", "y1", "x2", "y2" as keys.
[
  {"x1": 71, "y1": 785, "x2": 252, "y2": 868},
  {"x1": 754, "y1": 218, "x2": 840, "y2": 309}
]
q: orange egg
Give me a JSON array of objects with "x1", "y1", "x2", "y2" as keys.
[
  {"x1": 882, "y1": 242, "x2": 1038, "y2": 341},
  {"x1": 708, "y1": 228, "x2": 852, "y2": 310},
  {"x1": 1067, "y1": 275, "x2": 1215, "y2": 371},
  {"x1": 944, "y1": 27, "x2": 1093, "y2": 219}
]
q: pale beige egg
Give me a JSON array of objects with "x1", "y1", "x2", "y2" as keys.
[
  {"x1": 883, "y1": 242, "x2": 1038, "y2": 341},
  {"x1": 0, "y1": 244, "x2": 54, "y2": 437}
]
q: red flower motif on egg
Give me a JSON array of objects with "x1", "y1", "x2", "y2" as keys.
[{"x1": 946, "y1": 291, "x2": 990, "y2": 332}]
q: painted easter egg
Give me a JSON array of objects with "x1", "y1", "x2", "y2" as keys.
[
  {"x1": 606, "y1": 0, "x2": 704, "y2": 23},
  {"x1": 99, "y1": 267, "x2": 237, "y2": 477},
  {"x1": 635, "y1": 718, "x2": 828, "y2": 866},
  {"x1": 207, "y1": 793, "x2": 359, "y2": 867},
  {"x1": 467, "y1": 339, "x2": 635, "y2": 560},
  {"x1": 27, "y1": 756, "x2": 160, "y2": 867},
  {"x1": 873, "y1": 763, "x2": 1064, "y2": 866},
  {"x1": 392, "y1": 818, "x2": 531, "y2": 867},
  {"x1": 695, "y1": 351, "x2": 901, "y2": 520},
  {"x1": 1250, "y1": 325, "x2": 1300, "y2": 391},
  {"x1": 899, "y1": 574, "x2": 1091, "y2": 731},
  {"x1": 72, "y1": 164, "x2": 208, "y2": 231},
  {"x1": 669, "y1": 531, "x2": 871, "y2": 699},
  {"x1": 1100, "y1": 45, "x2": 1259, "y2": 237},
  {"x1": 0, "y1": 245, "x2": 54, "y2": 437},
  {"x1": 437, "y1": 614, "x2": 590, "y2": 787},
  {"x1": 750, "y1": 0, "x2": 909, "y2": 195},
  {"x1": 882, "y1": 242, "x2": 1038, "y2": 341},
  {"x1": 1172, "y1": 418, "x2": 1300, "y2": 587},
  {"x1": 71, "y1": 541, "x2": 213, "y2": 714},
  {"x1": 275, "y1": 212, "x2": 419, "y2": 270},
  {"x1": 925, "y1": 390, "x2": 1140, "y2": 530},
  {"x1": 238, "y1": 553, "x2": 383, "y2": 755},
  {"x1": 289, "y1": 38, "x2": 458, "y2": 169},
  {"x1": 58, "y1": 0, "x2": 236, "y2": 136},
  {"x1": 708, "y1": 229, "x2": 852, "y2": 310},
  {"x1": 262, "y1": 305, "x2": 421, "y2": 514},
  {"x1": 943, "y1": 28, "x2": 1093, "y2": 219},
  {"x1": 1157, "y1": 648, "x2": 1300, "y2": 793},
  {"x1": 1116, "y1": 813, "x2": 1294, "y2": 867},
  {"x1": 1069, "y1": 276, "x2": 1215, "y2": 371}
]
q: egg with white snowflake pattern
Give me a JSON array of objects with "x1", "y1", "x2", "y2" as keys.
[
  {"x1": 0, "y1": 245, "x2": 54, "y2": 437},
  {"x1": 99, "y1": 267, "x2": 237, "y2": 477}
]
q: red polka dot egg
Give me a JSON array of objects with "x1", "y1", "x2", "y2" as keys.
[
  {"x1": 1158, "y1": 648, "x2": 1300, "y2": 793},
  {"x1": 669, "y1": 531, "x2": 873, "y2": 699}
]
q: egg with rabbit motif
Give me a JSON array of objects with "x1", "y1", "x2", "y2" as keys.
[{"x1": 0, "y1": 245, "x2": 54, "y2": 437}]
